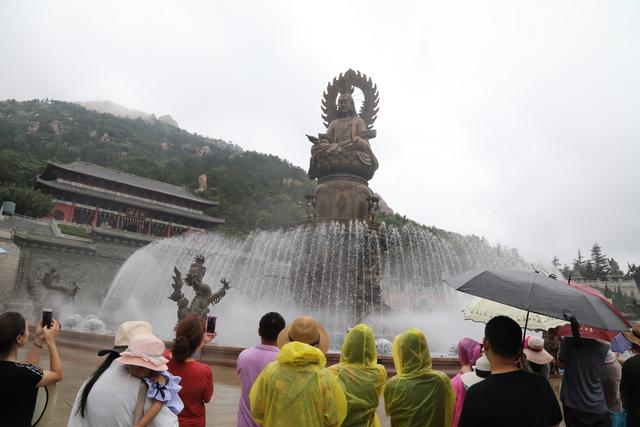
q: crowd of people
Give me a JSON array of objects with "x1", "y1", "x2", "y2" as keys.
[{"x1": 0, "y1": 309, "x2": 639, "y2": 427}]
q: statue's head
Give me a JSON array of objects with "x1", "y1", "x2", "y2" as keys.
[
  {"x1": 337, "y1": 93, "x2": 356, "y2": 118},
  {"x1": 188, "y1": 255, "x2": 206, "y2": 281}
]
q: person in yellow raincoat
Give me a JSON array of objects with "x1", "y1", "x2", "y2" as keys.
[
  {"x1": 384, "y1": 327, "x2": 455, "y2": 427},
  {"x1": 329, "y1": 323, "x2": 387, "y2": 427},
  {"x1": 249, "y1": 316, "x2": 347, "y2": 427}
]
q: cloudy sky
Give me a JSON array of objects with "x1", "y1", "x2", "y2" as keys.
[{"x1": 1, "y1": 0, "x2": 639, "y2": 268}]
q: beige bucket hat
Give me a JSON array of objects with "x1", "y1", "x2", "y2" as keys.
[
  {"x1": 277, "y1": 316, "x2": 329, "y2": 354},
  {"x1": 98, "y1": 320, "x2": 153, "y2": 356},
  {"x1": 623, "y1": 323, "x2": 640, "y2": 347}
]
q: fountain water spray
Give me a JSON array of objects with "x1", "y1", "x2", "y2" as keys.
[{"x1": 100, "y1": 221, "x2": 530, "y2": 352}]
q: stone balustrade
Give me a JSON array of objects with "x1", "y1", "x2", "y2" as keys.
[{"x1": 55, "y1": 329, "x2": 461, "y2": 377}]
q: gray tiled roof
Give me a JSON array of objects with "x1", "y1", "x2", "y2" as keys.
[
  {"x1": 36, "y1": 178, "x2": 224, "y2": 225},
  {"x1": 48, "y1": 161, "x2": 217, "y2": 207}
]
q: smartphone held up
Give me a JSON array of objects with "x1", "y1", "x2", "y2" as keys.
[
  {"x1": 206, "y1": 315, "x2": 217, "y2": 335},
  {"x1": 42, "y1": 308, "x2": 53, "y2": 329}
]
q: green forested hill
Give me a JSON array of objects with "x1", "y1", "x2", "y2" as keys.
[{"x1": 0, "y1": 99, "x2": 313, "y2": 234}]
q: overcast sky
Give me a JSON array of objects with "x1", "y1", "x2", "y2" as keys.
[{"x1": 1, "y1": 0, "x2": 639, "y2": 268}]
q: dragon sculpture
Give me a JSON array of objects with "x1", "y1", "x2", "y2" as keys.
[
  {"x1": 169, "y1": 254, "x2": 231, "y2": 321},
  {"x1": 25, "y1": 265, "x2": 79, "y2": 317}
]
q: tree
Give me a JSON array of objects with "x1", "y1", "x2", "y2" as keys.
[
  {"x1": 608, "y1": 258, "x2": 623, "y2": 276},
  {"x1": 582, "y1": 260, "x2": 595, "y2": 281},
  {"x1": 589, "y1": 243, "x2": 609, "y2": 280},
  {"x1": 0, "y1": 184, "x2": 53, "y2": 217},
  {"x1": 0, "y1": 149, "x2": 44, "y2": 185},
  {"x1": 572, "y1": 250, "x2": 585, "y2": 277},
  {"x1": 627, "y1": 263, "x2": 640, "y2": 293},
  {"x1": 552, "y1": 255, "x2": 560, "y2": 269}
]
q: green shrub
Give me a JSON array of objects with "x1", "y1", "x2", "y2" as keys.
[
  {"x1": 58, "y1": 223, "x2": 90, "y2": 238},
  {"x1": 0, "y1": 184, "x2": 53, "y2": 217}
]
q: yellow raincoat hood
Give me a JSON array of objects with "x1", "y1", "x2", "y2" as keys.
[
  {"x1": 329, "y1": 324, "x2": 387, "y2": 427},
  {"x1": 393, "y1": 326, "x2": 432, "y2": 377},
  {"x1": 384, "y1": 328, "x2": 455, "y2": 427},
  {"x1": 250, "y1": 341, "x2": 347, "y2": 427}
]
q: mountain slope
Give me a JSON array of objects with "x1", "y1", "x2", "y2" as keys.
[
  {"x1": 77, "y1": 100, "x2": 179, "y2": 127},
  {"x1": 0, "y1": 99, "x2": 313, "y2": 233}
]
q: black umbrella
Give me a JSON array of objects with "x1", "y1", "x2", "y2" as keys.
[{"x1": 443, "y1": 269, "x2": 629, "y2": 332}]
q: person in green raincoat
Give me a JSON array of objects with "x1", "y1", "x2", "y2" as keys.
[
  {"x1": 384, "y1": 327, "x2": 455, "y2": 427},
  {"x1": 249, "y1": 316, "x2": 347, "y2": 427},
  {"x1": 329, "y1": 323, "x2": 387, "y2": 427}
]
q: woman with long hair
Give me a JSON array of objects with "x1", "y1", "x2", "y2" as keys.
[
  {"x1": 165, "y1": 316, "x2": 214, "y2": 427},
  {"x1": 67, "y1": 320, "x2": 178, "y2": 427},
  {"x1": 0, "y1": 311, "x2": 63, "y2": 427}
]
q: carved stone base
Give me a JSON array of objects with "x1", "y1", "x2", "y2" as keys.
[{"x1": 313, "y1": 174, "x2": 374, "y2": 221}]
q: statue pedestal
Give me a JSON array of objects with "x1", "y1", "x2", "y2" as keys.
[{"x1": 313, "y1": 174, "x2": 374, "y2": 221}]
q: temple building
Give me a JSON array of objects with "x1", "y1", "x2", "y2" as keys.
[{"x1": 35, "y1": 161, "x2": 223, "y2": 237}]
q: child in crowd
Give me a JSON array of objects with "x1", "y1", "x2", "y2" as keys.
[{"x1": 115, "y1": 333, "x2": 183, "y2": 427}]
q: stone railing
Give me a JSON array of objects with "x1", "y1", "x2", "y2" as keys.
[{"x1": 55, "y1": 329, "x2": 461, "y2": 377}]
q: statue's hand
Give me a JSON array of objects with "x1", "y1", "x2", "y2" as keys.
[
  {"x1": 359, "y1": 129, "x2": 376, "y2": 140},
  {"x1": 220, "y1": 278, "x2": 231, "y2": 289},
  {"x1": 347, "y1": 137, "x2": 369, "y2": 151}
]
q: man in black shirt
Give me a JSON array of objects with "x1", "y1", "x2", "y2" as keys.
[
  {"x1": 458, "y1": 315, "x2": 563, "y2": 427},
  {"x1": 621, "y1": 324, "x2": 640, "y2": 427}
]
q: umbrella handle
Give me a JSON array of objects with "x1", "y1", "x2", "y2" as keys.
[{"x1": 522, "y1": 310, "x2": 530, "y2": 352}]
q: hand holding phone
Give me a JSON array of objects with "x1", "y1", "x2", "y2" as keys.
[
  {"x1": 42, "y1": 308, "x2": 53, "y2": 329},
  {"x1": 206, "y1": 315, "x2": 217, "y2": 335},
  {"x1": 42, "y1": 319, "x2": 60, "y2": 344}
]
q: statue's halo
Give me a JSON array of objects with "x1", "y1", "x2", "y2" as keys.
[{"x1": 321, "y1": 69, "x2": 379, "y2": 130}]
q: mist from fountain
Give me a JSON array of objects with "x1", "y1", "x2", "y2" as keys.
[{"x1": 100, "y1": 221, "x2": 535, "y2": 353}]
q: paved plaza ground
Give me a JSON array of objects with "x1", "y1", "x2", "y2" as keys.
[{"x1": 29, "y1": 344, "x2": 564, "y2": 427}]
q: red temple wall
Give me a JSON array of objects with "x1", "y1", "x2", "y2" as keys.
[{"x1": 52, "y1": 202, "x2": 74, "y2": 222}]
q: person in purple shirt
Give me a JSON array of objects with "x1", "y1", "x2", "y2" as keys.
[{"x1": 236, "y1": 312, "x2": 286, "y2": 427}]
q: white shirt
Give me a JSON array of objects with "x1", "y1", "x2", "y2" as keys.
[{"x1": 67, "y1": 363, "x2": 178, "y2": 427}]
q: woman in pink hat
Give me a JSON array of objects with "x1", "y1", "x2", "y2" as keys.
[
  {"x1": 115, "y1": 333, "x2": 183, "y2": 427},
  {"x1": 456, "y1": 337, "x2": 483, "y2": 373},
  {"x1": 450, "y1": 338, "x2": 483, "y2": 426},
  {"x1": 451, "y1": 356, "x2": 491, "y2": 427}
]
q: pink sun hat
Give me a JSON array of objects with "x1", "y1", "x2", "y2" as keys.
[
  {"x1": 115, "y1": 333, "x2": 168, "y2": 371},
  {"x1": 523, "y1": 335, "x2": 553, "y2": 365}
]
